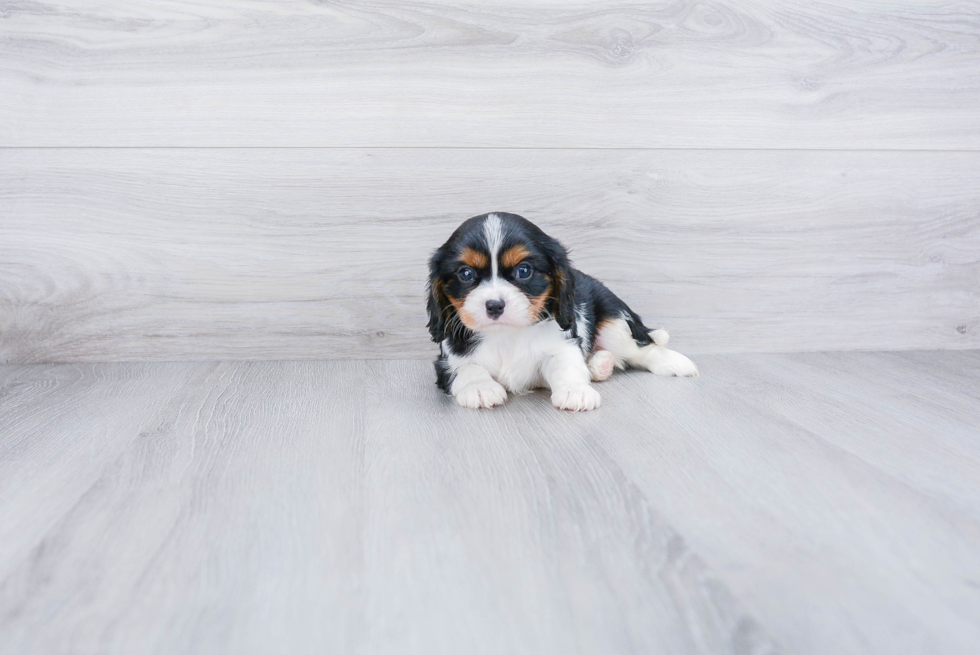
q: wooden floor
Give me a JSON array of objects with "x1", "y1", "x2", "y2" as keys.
[{"x1": 1, "y1": 351, "x2": 978, "y2": 655}]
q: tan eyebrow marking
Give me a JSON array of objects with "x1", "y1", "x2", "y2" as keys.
[
  {"x1": 500, "y1": 244, "x2": 531, "y2": 269},
  {"x1": 459, "y1": 247, "x2": 488, "y2": 269}
]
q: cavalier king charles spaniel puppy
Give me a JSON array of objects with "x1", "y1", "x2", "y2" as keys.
[{"x1": 426, "y1": 212, "x2": 698, "y2": 411}]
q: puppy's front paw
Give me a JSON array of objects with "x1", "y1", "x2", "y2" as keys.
[
  {"x1": 455, "y1": 379, "x2": 508, "y2": 409},
  {"x1": 646, "y1": 347, "x2": 699, "y2": 377},
  {"x1": 551, "y1": 385, "x2": 601, "y2": 412}
]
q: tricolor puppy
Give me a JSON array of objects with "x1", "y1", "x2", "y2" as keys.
[{"x1": 426, "y1": 212, "x2": 698, "y2": 411}]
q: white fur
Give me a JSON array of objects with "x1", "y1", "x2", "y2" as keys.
[
  {"x1": 635, "y1": 346, "x2": 699, "y2": 377},
  {"x1": 446, "y1": 319, "x2": 580, "y2": 394},
  {"x1": 483, "y1": 213, "x2": 503, "y2": 277},
  {"x1": 596, "y1": 319, "x2": 699, "y2": 377},
  {"x1": 462, "y1": 277, "x2": 532, "y2": 329},
  {"x1": 444, "y1": 317, "x2": 697, "y2": 410},
  {"x1": 588, "y1": 350, "x2": 616, "y2": 382},
  {"x1": 452, "y1": 363, "x2": 508, "y2": 409},
  {"x1": 445, "y1": 318, "x2": 598, "y2": 411},
  {"x1": 551, "y1": 385, "x2": 601, "y2": 411}
]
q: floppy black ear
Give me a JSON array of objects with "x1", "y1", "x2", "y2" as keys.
[
  {"x1": 542, "y1": 236, "x2": 576, "y2": 331},
  {"x1": 426, "y1": 249, "x2": 449, "y2": 342}
]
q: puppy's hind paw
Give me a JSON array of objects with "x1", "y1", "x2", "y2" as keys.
[
  {"x1": 587, "y1": 350, "x2": 616, "y2": 382},
  {"x1": 643, "y1": 347, "x2": 699, "y2": 377},
  {"x1": 455, "y1": 379, "x2": 508, "y2": 409},
  {"x1": 551, "y1": 385, "x2": 601, "y2": 412}
]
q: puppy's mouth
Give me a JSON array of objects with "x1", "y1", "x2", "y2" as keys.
[{"x1": 474, "y1": 309, "x2": 525, "y2": 330}]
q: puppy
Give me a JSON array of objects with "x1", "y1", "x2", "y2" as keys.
[{"x1": 426, "y1": 212, "x2": 698, "y2": 411}]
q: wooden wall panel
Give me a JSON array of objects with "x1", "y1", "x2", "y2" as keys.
[
  {"x1": 2, "y1": 148, "x2": 977, "y2": 362},
  {"x1": 1, "y1": 0, "x2": 978, "y2": 148}
]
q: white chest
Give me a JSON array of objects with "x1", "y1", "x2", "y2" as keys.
[{"x1": 447, "y1": 320, "x2": 577, "y2": 393}]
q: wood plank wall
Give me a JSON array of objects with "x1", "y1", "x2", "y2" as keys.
[{"x1": 1, "y1": 1, "x2": 978, "y2": 362}]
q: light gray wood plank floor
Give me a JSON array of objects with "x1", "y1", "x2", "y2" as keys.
[{"x1": 1, "y1": 351, "x2": 978, "y2": 654}]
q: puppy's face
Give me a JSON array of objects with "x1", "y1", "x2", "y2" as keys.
[{"x1": 427, "y1": 213, "x2": 575, "y2": 342}]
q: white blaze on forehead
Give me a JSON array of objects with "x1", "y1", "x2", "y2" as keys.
[
  {"x1": 463, "y1": 213, "x2": 533, "y2": 329},
  {"x1": 483, "y1": 213, "x2": 504, "y2": 278}
]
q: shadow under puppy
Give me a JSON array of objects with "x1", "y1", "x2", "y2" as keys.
[{"x1": 427, "y1": 212, "x2": 698, "y2": 411}]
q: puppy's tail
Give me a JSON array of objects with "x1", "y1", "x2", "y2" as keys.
[{"x1": 649, "y1": 328, "x2": 670, "y2": 347}]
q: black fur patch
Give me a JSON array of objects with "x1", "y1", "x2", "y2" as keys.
[
  {"x1": 434, "y1": 354, "x2": 456, "y2": 393},
  {"x1": 573, "y1": 271, "x2": 655, "y2": 354}
]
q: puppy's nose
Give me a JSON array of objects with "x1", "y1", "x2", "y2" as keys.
[{"x1": 485, "y1": 299, "x2": 505, "y2": 320}]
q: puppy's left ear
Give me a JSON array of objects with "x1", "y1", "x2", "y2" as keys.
[
  {"x1": 543, "y1": 236, "x2": 576, "y2": 331},
  {"x1": 426, "y1": 248, "x2": 449, "y2": 342}
]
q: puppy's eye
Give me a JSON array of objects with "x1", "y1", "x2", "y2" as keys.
[
  {"x1": 514, "y1": 262, "x2": 533, "y2": 280},
  {"x1": 457, "y1": 267, "x2": 475, "y2": 282}
]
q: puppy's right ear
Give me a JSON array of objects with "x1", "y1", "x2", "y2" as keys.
[{"x1": 426, "y1": 248, "x2": 449, "y2": 343}]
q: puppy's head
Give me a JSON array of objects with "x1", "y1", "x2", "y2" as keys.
[{"x1": 427, "y1": 213, "x2": 575, "y2": 342}]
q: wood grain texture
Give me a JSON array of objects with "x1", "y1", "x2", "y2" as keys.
[
  {"x1": 596, "y1": 351, "x2": 980, "y2": 655},
  {"x1": 0, "y1": 360, "x2": 777, "y2": 655},
  {"x1": 2, "y1": 0, "x2": 979, "y2": 148},
  {"x1": 1, "y1": 352, "x2": 979, "y2": 654},
  {"x1": 2, "y1": 148, "x2": 978, "y2": 362}
]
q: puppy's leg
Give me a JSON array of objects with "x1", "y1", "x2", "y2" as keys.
[
  {"x1": 587, "y1": 350, "x2": 616, "y2": 382},
  {"x1": 543, "y1": 345, "x2": 601, "y2": 411},
  {"x1": 451, "y1": 364, "x2": 508, "y2": 409},
  {"x1": 596, "y1": 319, "x2": 699, "y2": 377}
]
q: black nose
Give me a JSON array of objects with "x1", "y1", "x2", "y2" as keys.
[{"x1": 485, "y1": 299, "x2": 505, "y2": 319}]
